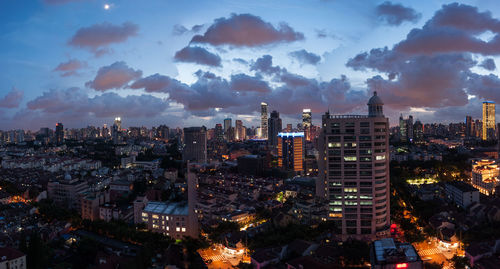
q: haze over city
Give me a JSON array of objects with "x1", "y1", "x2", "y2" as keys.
[{"x1": 2, "y1": 0, "x2": 500, "y2": 129}]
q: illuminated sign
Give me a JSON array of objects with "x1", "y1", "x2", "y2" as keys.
[{"x1": 396, "y1": 263, "x2": 408, "y2": 269}]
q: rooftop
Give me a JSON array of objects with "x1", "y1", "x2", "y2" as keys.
[
  {"x1": 372, "y1": 238, "x2": 420, "y2": 264},
  {"x1": 446, "y1": 181, "x2": 478, "y2": 193},
  {"x1": 143, "y1": 201, "x2": 189, "y2": 216}
]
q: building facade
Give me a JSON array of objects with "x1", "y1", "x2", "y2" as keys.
[
  {"x1": 47, "y1": 173, "x2": 88, "y2": 210},
  {"x1": 317, "y1": 92, "x2": 390, "y2": 240},
  {"x1": 268, "y1": 110, "x2": 282, "y2": 147},
  {"x1": 302, "y1": 109, "x2": 312, "y2": 141},
  {"x1": 55, "y1": 123, "x2": 64, "y2": 145},
  {"x1": 482, "y1": 101, "x2": 495, "y2": 140},
  {"x1": 277, "y1": 132, "x2": 304, "y2": 173},
  {"x1": 183, "y1": 127, "x2": 207, "y2": 163},
  {"x1": 261, "y1": 102, "x2": 268, "y2": 139},
  {"x1": 472, "y1": 159, "x2": 499, "y2": 195},
  {"x1": 445, "y1": 181, "x2": 479, "y2": 208}
]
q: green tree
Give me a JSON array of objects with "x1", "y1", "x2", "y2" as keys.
[{"x1": 451, "y1": 255, "x2": 470, "y2": 269}]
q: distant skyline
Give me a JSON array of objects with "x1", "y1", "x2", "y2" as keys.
[{"x1": 1, "y1": 0, "x2": 500, "y2": 130}]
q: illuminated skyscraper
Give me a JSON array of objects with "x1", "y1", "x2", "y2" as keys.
[
  {"x1": 277, "y1": 132, "x2": 304, "y2": 173},
  {"x1": 302, "y1": 109, "x2": 312, "y2": 141},
  {"x1": 317, "y1": 92, "x2": 390, "y2": 240},
  {"x1": 482, "y1": 101, "x2": 495, "y2": 140},
  {"x1": 268, "y1": 110, "x2": 282, "y2": 147},
  {"x1": 235, "y1": 120, "x2": 244, "y2": 141},
  {"x1": 55, "y1": 123, "x2": 64, "y2": 145},
  {"x1": 261, "y1": 102, "x2": 268, "y2": 139},
  {"x1": 114, "y1": 117, "x2": 122, "y2": 131}
]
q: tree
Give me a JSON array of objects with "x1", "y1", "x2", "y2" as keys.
[{"x1": 451, "y1": 255, "x2": 470, "y2": 269}]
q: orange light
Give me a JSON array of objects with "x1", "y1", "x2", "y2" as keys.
[{"x1": 396, "y1": 263, "x2": 408, "y2": 269}]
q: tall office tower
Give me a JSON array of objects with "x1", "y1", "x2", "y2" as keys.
[
  {"x1": 114, "y1": 117, "x2": 122, "y2": 131},
  {"x1": 112, "y1": 124, "x2": 119, "y2": 144},
  {"x1": 317, "y1": 92, "x2": 390, "y2": 240},
  {"x1": 413, "y1": 120, "x2": 424, "y2": 142},
  {"x1": 466, "y1": 116, "x2": 473, "y2": 137},
  {"x1": 235, "y1": 120, "x2": 244, "y2": 141},
  {"x1": 183, "y1": 127, "x2": 207, "y2": 163},
  {"x1": 268, "y1": 110, "x2": 282, "y2": 147},
  {"x1": 302, "y1": 109, "x2": 312, "y2": 141},
  {"x1": 55, "y1": 123, "x2": 64, "y2": 145},
  {"x1": 482, "y1": 101, "x2": 496, "y2": 140},
  {"x1": 286, "y1": 124, "x2": 293, "y2": 132},
  {"x1": 214, "y1": 124, "x2": 224, "y2": 141},
  {"x1": 475, "y1": 119, "x2": 482, "y2": 138},
  {"x1": 399, "y1": 114, "x2": 407, "y2": 142},
  {"x1": 277, "y1": 132, "x2": 304, "y2": 173},
  {"x1": 261, "y1": 102, "x2": 268, "y2": 139},
  {"x1": 223, "y1": 118, "x2": 232, "y2": 139},
  {"x1": 157, "y1": 125, "x2": 169, "y2": 139},
  {"x1": 407, "y1": 115, "x2": 414, "y2": 141}
]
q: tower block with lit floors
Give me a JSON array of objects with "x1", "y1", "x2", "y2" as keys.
[{"x1": 317, "y1": 92, "x2": 390, "y2": 240}]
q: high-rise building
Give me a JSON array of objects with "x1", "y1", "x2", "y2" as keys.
[
  {"x1": 55, "y1": 123, "x2": 64, "y2": 145},
  {"x1": 413, "y1": 120, "x2": 424, "y2": 142},
  {"x1": 235, "y1": 120, "x2": 244, "y2": 141},
  {"x1": 407, "y1": 115, "x2": 414, "y2": 141},
  {"x1": 261, "y1": 102, "x2": 268, "y2": 139},
  {"x1": 215, "y1": 124, "x2": 224, "y2": 141},
  {"x1": 317, "y1": 91, "x2": 390, "y2": 240},
  {"x1": 183, "y1": 127, "x2": 207, "y2": 163},
  {"x1": 224, "y1": 118, "x2": 232, "y2": 140},
  {"x1": 277, "y1": 132, "x2": 304, "y2": 173},
  {"x1": 302, "y1": 109, "x2": 312, "y2": 141},
  {"x1": 268, "y1": 110, "x2": 282, "y2": 147},
  {"x1": 466, "y1": 116, "x2": 473, "y2": 137},
  {"x1": 482, "y1": 101, "x2": 495, "y2": 140},
  {"x1": 399, "y1": 114, "x2": 407, "y2": 142},
  {"x1": 114, "y1": 117, "x2": 122, "y2": 131},
  {"x1": 286, "y1": 124, "x2": 293, "y2": 132}
]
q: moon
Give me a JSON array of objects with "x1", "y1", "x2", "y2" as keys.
[{"x1": 104, "y1": 4, "x2": 110, "y2": 10}]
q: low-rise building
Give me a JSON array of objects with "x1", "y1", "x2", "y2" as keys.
[
  {"x1": 141, "y1": 201, "x2": 198, "y2": 239},
  {"x1": 445, "y1": 181, "x2": 480, "y2": 208},
  {"x1": 370, "y1": 238, "x2": 423, "y2": 269},
  {"x1": 0, "y1": 247, "x2": 26, "y2": 269}
]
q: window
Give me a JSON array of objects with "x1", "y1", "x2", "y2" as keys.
[
  {"x1": 344, "y1": 150, "x2": 357, "y2": 155},
  {"x1": 360, "y1": 149, "x2": 372, "y2": 155},
  {"x1": 345, "y1": 208, "x2": 357, "y2": 213},
  {"x1": 344, "y1": 142, "x2": 357, "y2": 148},
  {"x1": 376, "y1": 155, "x2": 386, "y2": 160},
  {"x1": 176, "y1": 227, "x2": 180, "y2": 232},
  {"x1": 328, "y1": 136, "x2": 341, "y2": 142},
  {"x1": 360, "y1": 122, "x2": 370, "y2": 127},
  {"x1": 360, "y1": 182, "x2": 372, "y2": 187},
  {"x1": 359, "y1": 142, "x2": 371, "y2": 148},
  {"x1": 359, "y1": 136, "x2": 371, "y2": 141},
  {"x1": 344, "y1": 164, "x2": 357, "y2": 169},
  {"x1": 361, "y1": 220, "x2": 372, "y2": 227},
  {"x1": 360, "y1": 201, "x2": 373, "y2": 205},
  {"x1": 344, "y1": 182, "x2": 357, "y2": 187},
  {"x1": 360, "y1": 157, "x2": 372, "y2": 162},
  {"x1": 344, "y1": 156, "x2": 357, "y2": 161},
  {"x1": 345, "y1": 129, "x2": 355, "y2": 134},
  {"x1": 330, "y1": 181, "x2": 342, "y2": 186},
  {"x1": 360, "y1": 164, "x2": 372, "y2": 169},
  {"x1": 346, "y1": 220, "x2": 357, "y2": 227},
  {"x1": 344, "y1": 136, "x2": 356, "y2": 141},
  {"x1": 360, "y1": 188, "x2": 372, "y2": 194},
  {"x1": 181, "y1": 227, "x2": 186, "y2": 232},
  {"x1": 360, "y1": 195, "x2": 373, "y2": 199},
  {"x1": 345, "y1": 122, "x2": 355, "y2": 127},
  {"x1": 345, "y1": 201, "x2": 358, "y2": 205},
  {"x1": 375, "y1": 192, "x2": 387, "y2": 197},
  {"x1": 344, "y1": 188, "x2": 357, "y2": 193},
  {"x1": 328, "y1": 142, "x2": 341, "y2": 148},
  {"x1": 360, "y1": 171, "x2": 372, "y2": 176}
]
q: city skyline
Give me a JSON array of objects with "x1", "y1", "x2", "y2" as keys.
[{"x1": 1, "y1": 1, "x2": 500, "y2": 130}]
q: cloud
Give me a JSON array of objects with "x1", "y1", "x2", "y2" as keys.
[
  {"x1": 376, "y1": 2, "x2": 421, "y2": 26},
  {"x1": 479, "y1": 58, "x2": 496, "y2": 71},
  {"x1": 190, "y1": 13, "x2": 304, "y2": 47},
  {"x1": 250, "y1": 55, "x2": 283, "y2": 75},
  {"x1": 68, "y1": 22, "x2": 139, "y2": 56},
  {"x1": 53, "y1": 59, "x2": 87, "y2": 77},
  {"x1": 395, "y1": 3, "x2": 500, "y2": 56},
  {"x1": 26, "y1": 87, "x2": 169, "y2": 118},
  {"x1": 346, "y1": 3, "x2": 500, "y2": 112},
  {"x1": 172, "y1": 24, "x2": 204, "y2": 35},
  {"x1": 230, "y1": 74, "x2": 271, "y2": 93},
  {"x1": 174, "y1": 46, "x2": 222, "y2": 66},
  {"x1": 85, "y1": 61, "x2": 142, "y2": 91},
  {"x1": 130, "y1": 73, "x2": 189, "y2": 93},
  {"x1": 288, "y1": 49, "x2": 321, "y2": 65},
  {"x1": 0, "y1": 87, "x2": 23, "y2": 108}
]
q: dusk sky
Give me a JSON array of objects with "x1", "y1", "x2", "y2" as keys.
[{"x1": 1, "y1": 0, "x2": 500, "y2": 130}]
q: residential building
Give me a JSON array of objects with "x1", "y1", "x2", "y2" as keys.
[
  {"x1": 302, "y1": 109, "x2": 312, "y2": 141},
  {"x1": 47, "y1": 173, "x2": 88, "y2": 210},
  {"x1": 0, "y1": 247, "x2": 26, "y2": 269},
  {"x1": 317, "y1": 92, "x2": 390, "y2": 239},
  {"x1": 183, "y1": 127, "x2": 207, "y2": 163},
  {"x1": 444, "y1": 181, "x2": 479, "y2": 208},
  {"x1": 55, "y1": 123, "x2": 64, "y2": 145}
]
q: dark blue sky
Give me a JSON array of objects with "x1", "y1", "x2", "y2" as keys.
[{"x1": 1, "y1": 0, "x2": 500, "y2": 130}]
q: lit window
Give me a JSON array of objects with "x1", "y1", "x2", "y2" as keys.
[
  {"x1": 376, "y1": 155, "x2": 386, "y2": 160},
  {"x1": 152, "y1": 214, "x2": 159, "y2": 219},
  {"x1": 166, "y1": 226, "x2": 169, "y2": 231},
  {"x1": 181, "y1": 227, "x2": 186, "y2": 232},
  {"x1": 344, "y1": 156, "x2": 357, "y2": 162},
  {"x1": 176, "y1": 227, "x2": 180, "y2": 232},
  {"x1": 344, "y1": 188, "x2": 357, "y2": 193},
  {"x1": 141, "y1": 212, "x2": 148, "y2": 217}
]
